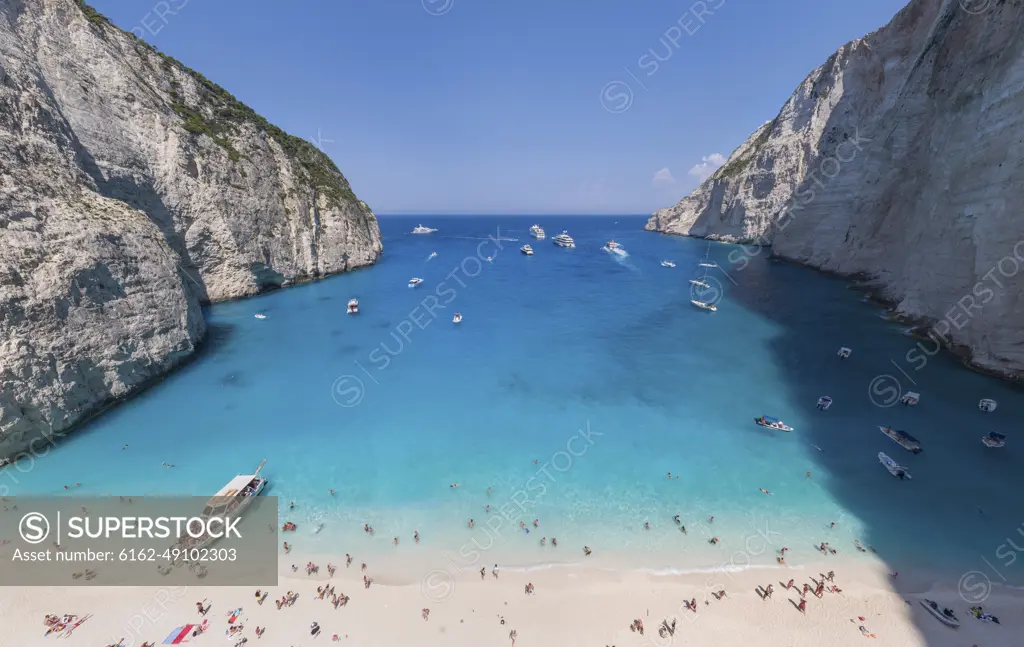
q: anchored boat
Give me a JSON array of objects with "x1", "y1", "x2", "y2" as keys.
[
  {"x1": 982, "y1": 432, "x2": 1006, "y2": 448},
  {"x1": 347, "y1": 299, "x2": 359, "y2": 314},
  {"x1": 919, "y1": 599, "x2": 959, "y2": 628},
  {"x1": 879, "y1": 426, "x2": 922, "y2": 453},
  {"x1": 754, "y1": 415, "x2": 793, "y2": 432},
  {"x1": 176, "y1": 460, "x2": 268, "y2": 551},
  {"x1": 878, "y1": 452, "x2": 911, "y2": 479}
]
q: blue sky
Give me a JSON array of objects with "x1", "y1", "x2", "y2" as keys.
[{"x1": 90, "y1": 0, "x2": 908, "y2": 214}]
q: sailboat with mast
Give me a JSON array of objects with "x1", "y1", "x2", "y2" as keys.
[{"x1": 690, "y1": 244, "x2": 718, "y2": 312}]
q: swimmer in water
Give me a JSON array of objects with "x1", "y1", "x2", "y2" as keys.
[
  {"x1": 643, "y1": 522, "x2": 651, "y2": 530},
  {"x1": 487, "y1": 487, "x2": 492, "y2": 496},
  {"x1": 414, "y1": 530, "x2": 420, "y2": 543},
  {"x1": 709, "y1": 516, "x2": 714, "y2": 523},
  {"x1": 759, "y1": 488, "x2": 772, "y2": 495},
  {"x1": 680, "y1": 525, "x2": 687, "y2": 534},
  {"x1": 329, "y1": 489, "x2": 335, "y2": 496},
  {"x1": 468, "y1": 519, "x2": 474, "y2": 529},
  {"x1": 450, "y1": 483, "x2": 460, "y2": 489},
  {"x1": 289, "y1": 502, "x2": 295, "y2": 509},
  {"x1": 673, "y1": 514, "x2": 680, "y2": 524},
  {"x1": 533, "y1": 519, "x2": 539, "y2": 528}
]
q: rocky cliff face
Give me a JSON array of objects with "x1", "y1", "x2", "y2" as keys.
[
  {"x1": 648, "y1": 0, "x2": 1024, "y2": 377},
  {"x1": 0, "y1": 0, "x2": 382, "y2": 458}
]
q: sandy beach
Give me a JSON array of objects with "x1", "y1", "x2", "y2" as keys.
[{"x1": 0, "y1": 556, "x2": 1016, "y2": 647}]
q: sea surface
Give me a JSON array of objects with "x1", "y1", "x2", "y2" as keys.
[{"x1": 5, "y1": 215, "x2": 1024, "y2": 586}]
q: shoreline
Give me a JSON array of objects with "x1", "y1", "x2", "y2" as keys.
[{"x1": 2, "y1": 557, "x2": 1018, "y2": 647}]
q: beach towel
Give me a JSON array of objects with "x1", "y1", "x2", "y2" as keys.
[
  {"x1": 163, "y1": 625, "x2": 196, "y2": 644},
  {"x1": 227, "y1": 608, "x2": 243, "y2": 624}
]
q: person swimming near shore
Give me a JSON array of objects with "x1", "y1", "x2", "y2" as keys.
[
  {"x1": 540, "y1": 537, "x2": 546, "y2": 545},
  {"x1": 680, "y1": 525, "x2": 687, "y2": 534},
  {"x1": 551, "y1": 537, "x2": 557, "y2": 547},
  {"x1": 709, "y1": 516, "x2": 714, "y2": 523},
  {"x1": 468, "y1": 519, "x2": 474, "y2": 528},
  {"x1": 533, "y1": 519, "x2": 539, "y2": 528},
  {"x1": 450, "y1": 483, "x2": 460, "y2": 489},
  {"x1": 414, "y1": 530, "x2": 420, "y2": 543},
  {"x1": 673, "y1": 514, "x2": 680, "y2": 524},
  {"x1": 161, "y1": 462, "x2": 174, "y2": 468},
  {"x1": 583, "y1": 546, "x2": 592, "y2": 556},
  {"x1": 709, "y1": 537, "x2": 719, "y2": 545},
  {"x1": 329, "y1": 489, "x2": 335, "y2": 496},
  {"x1": 759, "y1": 488, "x2": 772, "y2": 495},
  {"x1": 643, "y1": 522, "x2": 651, "y2": 530}
]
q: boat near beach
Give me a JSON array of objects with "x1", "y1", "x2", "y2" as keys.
[
  {"x1": 979, "y1": 398, "x2": 997, "y2": 412},
  {"x1": 347, "y1": 299, "x2": 359, "y2": 314},
  {"x1": 754, "y1": 415, "x2": 793, "y2": 432},
  {"x1": 879, "y1": 426, "x2": 922, "y2": 453},
  {"x1": 878, "y1": 452, "x2": 911, "y2": 479},
  {"x1": 982, "y1": 432, "x2": 1006, "y2": 448},
  {"x1": 919, "y1": 599, "x2": 959, "y2": 628},
  {"x1": 176, "y1": 460, "x2": 268, "y2": 551},
  {"x1": 408, "y1": 277, "x2": 423, "y2": 288}
]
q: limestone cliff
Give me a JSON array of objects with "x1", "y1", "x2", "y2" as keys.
[
  {"x1": 648, "y1": 0, "x2": 1024, "y2": 377},
  {"x1": 0, "y1": 0, "x2": 382, "y2": 458}
]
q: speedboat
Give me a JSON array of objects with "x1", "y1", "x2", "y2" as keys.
[
  {"x1": 427, "y1": 252, "x2": 437, "y2": 261},
  {"x1": 982, "y1": 432, "x2": 1006, "y2": 448},
  {"x1": 408, "y1": 277, "x2": 424, "y2": 288},
  {"x1": 530, "y1": 224, "x2": 546, "y2": 239},
  {"x1": 552, "y1": 231, "x2": 575, "y2": 248},
  {"x1": 690, "y1": 299, "x2": 717, "y2": 312},
  {"x1": 900, "y1": 391, "x2": 920, "y2": 406},
  {"x1": 520, "y1": 245, "x2": 534, "y2": 255},
  {"x1": 602, "y1": 240, "x2": 627, "y2": 255},
  {"x1": 837, "y1": 347, "x2": 852, "y2": 359},
  {"x1": 879, "y1": 426, "x2": 922, "y2": 453},
  {"x1": 816, "y1": 396, "x2": 833, "y2": 410},
  {"x1": 919, "y1": 599, "x2": 959, "y2": 628},
  {"x1": 878, "y1": 452, "x2": 911, "y2": 479},
  {"x1": 754, "y1": 416, "x2": 793, "y2": 432},
  {"x1": 661, "y1": 260, "x2": 676, "y2": 268},
  {"x1": 347, "y1": 299, "x2": 359, "y2": 314},
  {"x1": 979, "y1": 398, "x2": 997, "y2": 412},
  {"x1": 452, "y1": 313, "x2": 463, "y2": 324},
  {"x1": 689, "y1": 278, "x2": 710, "y2": 289},
  {"x1": 254, "y1": 313, "x2": 266, "y2": 319},
  {"x1": 412, "y1": 224, "x2": 437, "y2": 234}
]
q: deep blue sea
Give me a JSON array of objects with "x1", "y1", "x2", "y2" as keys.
[{"x1": 5, "y1": 215, "x2": 1024, "y2": 586}]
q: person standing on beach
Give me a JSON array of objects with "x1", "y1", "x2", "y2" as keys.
[{"x1": 493, "y1": 564, "x2": 499, "y2": 579}]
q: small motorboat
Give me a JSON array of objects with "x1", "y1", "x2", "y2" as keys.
[
  {"x1": 982, "y1": 432, "x2": 1006, "y2": 448},
  {"x1": 816, "y1": 396, "x2": 833, "y2": 411},
  {"x1": 347, "y1": 299, "x2": 359, "y2": 315},
  {"x1": 900, "y1": 391, "x2": 920, "y2": 406},
  {"x1": 486, "y1": 257, "x2": 493, "y2": 262},
  {"x1": 427, "y1": 252, "x2": 437, "y2": 261},
  {"x1": 879, "y1": 426, "x2": 922, "y2": 453},
  {"x1": 919, "y1": 599, "x2": 959, "y2": 628},
  {"x1": 408, "y1": 277, "x2": 424, "y2": 288},
  {"x1": 254, "y1": 314, "x2": 266, "y2": 319},
  {"x1": 979, "y1": 398, "x2": 997, "y2": 412},
  {"x1": 452, "y1": 313, "x2": 462, "y2": 324},
  {"x1": 602, "y1": 240, "x2": 627, "y2": 255},
  {"x1": 520, "y1": 245, "x2": 534, "y2": 255},
  {"x1": 754, "y1": 416, "x2": 793, "y2": 432},
  {"x1": 879, "y1": 452, "x2": 911, "y2": 479},
  {"x1": 837, "y1": 347, "x2": 852, "y2": 359},
  {"x1": 689, "y1": 279, "x2": 710, "y2": 289},
  {"x1": 661, "y1": 260, "x2": 676, "y2": 268},
  {"x1": 690, "y1": 299, "x2": 717, "y2": 312}
]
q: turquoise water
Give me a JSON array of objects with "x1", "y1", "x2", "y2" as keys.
[{"x1": 5, "y1": 216, "x2": 1024, "y2": 584}]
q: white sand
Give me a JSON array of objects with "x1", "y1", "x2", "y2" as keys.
[{"x1": 0, "y1": 556, "x2": 1017, "y2": 647}]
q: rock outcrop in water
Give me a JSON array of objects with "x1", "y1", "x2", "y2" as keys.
[
  {"x1": 647, "y1": 0, "x2": 1024, "y2": 378},
  {"x1": 0, "y1": 0, "x2": 382, "y2": 459}
]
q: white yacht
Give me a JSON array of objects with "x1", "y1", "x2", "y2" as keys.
[
  {"x1": 347, "y1": 299, "x2": 359, "y2": 314},
  {"x1": 254, "y1": 313, "x2": 266, "y2": 320},
  {"x1": 177, "y1": 460, "x2": 267, "y2": 551},
  {"x1": 837, "y1": 347, "x2": 852, "y2": 359},
  {"x1": 408, "y1": 277, "x2": 424, "y2": 288},
  {"x1": 520, "y1": 244, "x2": 534, "y2": 255},
  {"x1": 697, "y1": 242, "x2": 717, "y2": 267},
  {"x1": 552, "y1": 231, "x2": 575, "y2": 248},
  {"x1": 602, "y1": 240, "x2": 627, "y2": 256},
  {"x1": 979, "y1": 398, "x2": 997, "y2": 412},
  {"x1": 982, "y1": 432, "x2": 1006, "y2": 448},
  {"x1": 900, "y1": 392, "x2": 920, "y2": 406},
  {"x1": 530, "y1": 225, "x2": 546, "y2": 239},
  {"x1": 816, "y1": 396, "x2": 833, "y2": 410},
  {"x1": 427, "y1": 252, "x2": 437, "y2": 261},
  {"x1": 412, "y1": 224, "x2": 437, "y2": 234},
  {"x1": 878, "y1": 452, "x2": 911, "y2": 479},
  {"x1": 661, "y1": 260, "x2": 676, "y2": 268},
  {"x1": 452, "y1": 313, "x2": 463, "y2": 324}
]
